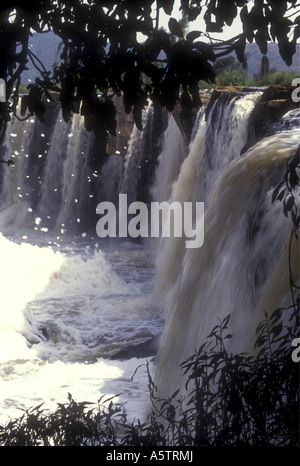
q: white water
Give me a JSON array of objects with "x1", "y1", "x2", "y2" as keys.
[
  {"x1": 151, "y1": 114, "x2": 188, "y2": 204},
  {"x1": 0, "y1": 91, "x2": 298, "y2": 427},
  {"x1": 154, "y1": 118, "x2": 300, "y2": 399},
  {"x1": 153, "y1": 92, "x2": 262, "y2": 297},
  {"x1": 0, "y1": 232, "x2": 161, "y2": 424},
  {"x1": 0, "y1": 105, "x2": 163, "y2": 425}
]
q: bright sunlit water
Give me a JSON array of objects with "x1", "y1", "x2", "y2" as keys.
[
  {"x1": 0, "y1": 232, "x2": 162, "y2": 424},
  {"x1": 0, "y1": 91, "x2": 299, "y2": 426}
]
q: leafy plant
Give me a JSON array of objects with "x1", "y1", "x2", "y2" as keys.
[
  {"x1": 0, "y1": 142, "x2": 298, "y2": 448},
  {"x1": 256, "y1": 69, "x2": 300, "y2": 86},
  {"x1": 271, "y1": 145, "x2": 300, "y2": 321},
  {"x1": 0, "y1": 303, "x2": 298, "y2": 446},
  {"x1": 214, "y1": 68, "x2": 254, "y2": 86}
]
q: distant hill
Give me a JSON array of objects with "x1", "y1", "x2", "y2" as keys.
[
  {"x1": 21, "y1": 31, "x2": 299, "y2": 84},
  {"x1": 21, "y1": 32, "x2": 62, "y2": 84},
  {"x1": 244, "y1": 42, "x2": 300, "y2": 76}
]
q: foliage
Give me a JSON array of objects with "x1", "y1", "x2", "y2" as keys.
[
  {"x1": 271, "y1": 145, "x2": 300, "y2": 318},
  {"x1": 0, "y1": 305, "x2": 298, "y2": 446},
  {"x1": 214, "y1": 68, "x2": 254, "y2": 86},
  {"x1": 199, "y1": 55, "x2": 300, "y2": 88},
  {"x1": 255, "y1": 69, "x2": 300, "y2": 86},
  {"x1": 0, "y1": 146, "x2": 299, "y2": 447},
  {"x1": 213, "y1": 56, "x2": 243, "y2": 74},
  {"x1": 202, "y1": 56, "x2": 254, "y2": 86},
  {"x1": 0, "y1": 0, "x2": 299, "y2": 144},
  {"x1": 17, "y1": 83, "x2": 30, "y2": 94},
  {"x1": 213, "y1": 67, "x2": 300, "y2": 87},
  {"x1": 0, "y1": 68, "x2": 299, "y2": 448}
]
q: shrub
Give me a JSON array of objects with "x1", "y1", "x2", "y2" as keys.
[
  {"x1": 0, "y1": 148, "x2": 298, "y2": 447},
  {"x1": 215, "y1": 69, "x2": 255, "y2": 87},
  {"x1": 0, "y1": 303, "x2": 298, "y2": 446},
  {"x1": 255, "y1": 69, "x2": 300, "y2": 86}
]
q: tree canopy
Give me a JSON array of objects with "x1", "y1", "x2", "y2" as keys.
[{"x1": 0, "y1": 0, "x2": 299, "y2": 143}]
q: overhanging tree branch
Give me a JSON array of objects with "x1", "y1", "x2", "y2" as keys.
[{"x1": 0, "y1": 0, "x2": 298, "y2": 143}]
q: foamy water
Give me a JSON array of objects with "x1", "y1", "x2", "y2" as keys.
[
  {"x1": 1, "y1": 91, "x2": 298, "y2": 430},
  {"x1": 0, "y1": 233, "x2": 161, "y2": 424}
]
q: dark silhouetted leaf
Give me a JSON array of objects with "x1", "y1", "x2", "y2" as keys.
[
  {"x1": 186, "y1": 30, "x2": 201, "y2": 42},
  {"x1": 158, "y1": 0, "x2": 175, "y2": 16},
  {"x1": 255, "y1": 27, "x2": 270, "y2": 55},
  {"x1": 284, "y1": 194, "x2": 295, "y2": 216},
  {"x1": 193, "y1": 41, "x2": 216, "y2": 61},
  {"x1": 20, "y1": 95, "x2": 30, "y2": 116},
  {"x1": 168, "y1": 17, "x2": 184, "y2": 38},
  {"x1": 271, "y1": 181, "x2": 285, "y2": 204},
  {"x1": 235, "y1": 36, "x2": 246, "y2": 63},
  {"x1": 188, "y1": 6, "x2": 201, "y2": 22},
  {"x1": 189, "y1": 81, "x2": 201, "y2": 108},
  {"x1": 34, "y1": 100, "x2": 46, "y2": 122}
]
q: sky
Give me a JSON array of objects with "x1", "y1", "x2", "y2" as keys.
[{"x1": 157, "y1": 0, "x2": 244, "y2": 41}]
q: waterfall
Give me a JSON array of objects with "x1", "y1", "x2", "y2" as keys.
[
  {"x1": 119, "y1": 103, "x2": 167, "y2": 205},
  {"x1": 54, "y1": 113, "x2": 93, "y2": 235},
  {"x1": 0, "y1": 87, "x2": 298, "y2": 422},
  {"x1": 151, "y1": 114, "x2": 188, "y2": 204},
  {"x1": 153, "y1": 91, "x2": 262, "y2": 297},
  {"x1": 0, "y1": 101, "x2": 165, "y2": 239},
  {"x1": 37, "y1": 110, "x2": 70, "y2": 231},
  {"x1": 0, "y1": 115, "x2": 35, "y2": 231},
  {"x1": 153, "y1": 95, "x2": 300, "y2": 399}
]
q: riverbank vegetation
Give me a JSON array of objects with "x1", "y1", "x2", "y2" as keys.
[
  {"x1": 0, "y1": 305, "x2": 298, "y2": 446},
  {"x1": 0, "y1": 146, "x2": 299, "y2": 447},
  {"x1": 1, "y1": 1, "x2": 299, "y2": 143},
  {"x1": 198, "y1": 56, "x2": 300, "y2": 88}
]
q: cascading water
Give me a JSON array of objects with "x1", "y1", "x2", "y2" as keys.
[
  {"x1": 0, "y1": 88, "x2": 298, "y2": 427},
  {"x1": 0, "y1": 101, "x2": 163, "y2": 423},
  {"x1": 151, "y1": 113, "x2": 188, "y2": 204},
  {"x1": 153, "y1": 91, "x2": 263, "y2": 297},
  {"x1": 153, "y1": 95, "x2": 300, "y2": 400},
  {"x1": 37, "y1": 110, "x2": 71, "y2": 231},
  {"x1": 0, "y1": 115, "x2": 35, "y2": 231}
]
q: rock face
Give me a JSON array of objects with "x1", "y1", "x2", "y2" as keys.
[
  {"x1": 110, "y1": 334, "x2": 161, "y2": 360},
  {"x1": 105, "y1": 94, "x2": 134, "y2": 156},
  {"x1": 189, "y1": 84, "x2": 298, "y2": 152},
  {"x1": 246, "y1": 85, "x2": 298, "y2": 144},
  {"x1": 51, "y1": 85, "x2": 298, "y2": 155},
  {"x1": 172, "y1": 90, "x2": 212, "y2": 142},
  {"x1": 49, "y1": 92, "x2": 134, "y2": 157},
  {"x1": 205, "y1": 85, "x2": 244, "y2": 117}
]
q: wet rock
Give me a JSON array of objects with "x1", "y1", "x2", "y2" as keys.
[
  {"x1": 242, "y1": 85, "x2": 299, "y2": 153},
  {"x1": 106, "y1": 95, "x2": 134, "y2": 156},
  {"x1": 110, "y1": 334, "x2": 161, "y2": 361}
]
